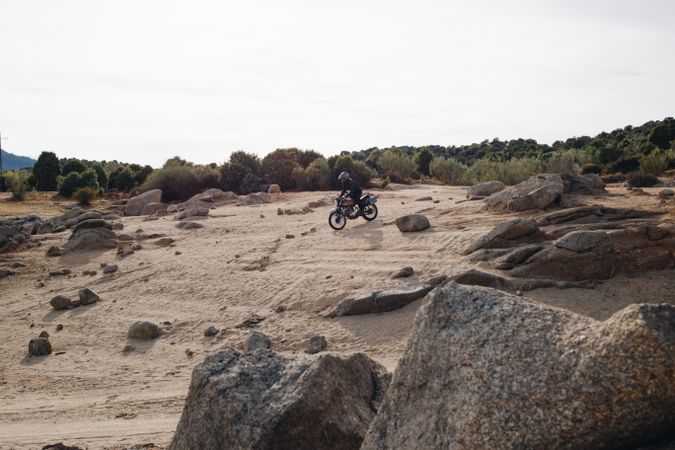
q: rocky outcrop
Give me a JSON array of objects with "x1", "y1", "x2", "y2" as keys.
[
  {"x1": 140, "y1": 202, "x2": 168, "y2": 216},
  {"x1": 0, "y1": 216, "x2": 42, "y2": 253},
  {"x1": 243, "y1": 331, "x2": 271, "y2": 351},
  {"x1": 175, "y1": 207, "x2": 209, "y2": 220},
  {"x1": 362, "y1": 283, "x2": 675, "y2": 450},
  {"x1": 179, "y1": 189, "x2": 238, "y2": 210},
  {"x1": 461, "y1": 218, "x2": 540, "y2": 255},
  {"x1": 169, "y1": 350, "x2": 390, "y2": 450},
  {"x1": 267, "y1": 184, "x2": 281, "y2": 194},
  {"x1": 486, "y1": 173, "x2": 565, "y2": 212},
  {"x1": 327, "y1": 278, "x2": 446, "y2": 317},
  {"x1": 565, "y1": 173, "x2": 606, "y2": 194},
  {"x1": 467, "y1": 180, "x2": 505, "y2": 197},
  {"x1": 238, "y1": 192, "x2": 272, "y2": 206},
  {"x1": 395, "y1": 214, "x2": 430, "y2": 232},
  {"x1": 125, "y1": 189, "x2": 163, "y2": 216},
  {"x1": 28, "y1": 337, "x2": 52, "y2": 356},
  {"x1": 65, "y1": 219, "x2": 117, "y2": 251}
]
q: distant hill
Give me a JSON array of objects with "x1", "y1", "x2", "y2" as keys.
[{"x1": 0, "y1": 150, "x2": 36, "y2": 170}]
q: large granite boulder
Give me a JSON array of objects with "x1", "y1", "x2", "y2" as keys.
[
  {"x1": 467, "y1": 180, "x2": 505, "y2": 197},
  {"x1": 125, "y1": 189, "x2": 162, "y2": 216},
  {"x1": 565, "y1": 173, "x2": 606, "y2": 194},
  {"x1": 140, "y1": 202, "x2": 168, "y2": 216},
  {"x1": 65, "y1": 219, "x2": 117, "y2": 251},
  {"x1": 362, "y1": 283, "x2": 675, "y2": 450},
  {"x1": 169, "y1": 349, "x2": 390, "y2": 450},
  {"x1": 486, "y1": 173, "x2": 565, "y2": 212}
]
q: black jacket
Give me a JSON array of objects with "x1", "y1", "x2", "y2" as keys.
[{"x1": 340, "y1": 178, "x2": 361, "y2": 197}]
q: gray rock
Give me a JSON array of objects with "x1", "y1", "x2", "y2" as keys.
[
  {"x1": 101, "y1": 213, "x2": 122, "y2": 221},
  {"x1": 0, "y1": 268, "x2": 15, "y2": 278},
  {"x1": 486, "y1": 173, "x2": 564, "y2": 212},
  {"x1": 306, "y1": 335, "x2": 327, "y2": 354},
  {"x1": 329, "y1": 284, "x2": 435, "y2": 317},
  {"x1": 395, "y1": 214, "x2": 430, "y2": 232},
  {"x1": 176, "y1": 221, "x2": 204, "y2": 230},
  {"x1": 77, "y1": 288, "x2": 100, "y2": 305},
  {"x1": 128, "y1": 321, "x2": 161, "y2": 339},
  {"x1": 203, "y1": 325, "x2": 219, "y2": 337},
  {"x1": 415, "y1": 196, "x2": 433, "y2": 202},
  {"x1": 154, "y1": 237, "x2": 175, "y2": 246},
  {"x1": 659, "y1": 188, "x2": 674, "y2": 198},
  {"x1": 392, "y1": 266, "x2": 414, "y2": 278},
  {"x1": 102, "y1": 264, "x2": 118, "y2": 274},
  {"x1": 50, "y1": 295, "x2": 73, "y2": 310},
  {"x1": 168, "y1": 350, "x2": 390, "y2": 450},
  {"x1": 565, "y1": 173, "x2": 606, "y2": 194},
  {"x1": 554, "y1": 230, "x2": 611, "y2": 252},
  {"x1": 125, "y1": 189, "x2": 162, "y2": 216},
  {"x1": 175, "y1": 189, "x2": 238, "y2": 210},
  {"x1": 268, "y1": 184, "x2": 281, "y2": 194},
  {"x1": 362, "y1": 283, "x2": 675, "y2": 450},
  {"x1": 243, "y1": 331, "x2": 271, "y2": 351},
  {"x1": 46, "y1": 246, "x2": 64, "y2": 257},
  {"x1": 111, "y1": 222, "x2": 124, "y2": 230},
  {"x1": 28, "y1": 338, "x2": 52, "y2": 356},
  {"x1": 176, "y1": 207, "x2": 210, "y2": 220},
  {"x1": 462, "y1": 218, "x2": 540, "y2": 255},
  {"x1": 66, "y1": 220, "x2": 117, "y2": 251},
  {"x1": 117, "y1": 245, "x2": 134, "y2": 257},
  {"x1": 140, "y1": 202, "x2": 168, "y2": 216},
  {"x1": 49, "y1": 268, "x2": 71, "y2": 276},
  {"x1": 467, "y1": 180, "x2": 506, "y2": 197}
]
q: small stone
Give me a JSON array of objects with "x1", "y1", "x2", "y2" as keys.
[
  {"x1": 117, "y1": 245, "x2": 134, "y2": 257},
  {"x1": 100, "y1": 263, "x2": 108, "y2": 268},
  {"x1": 175, "y1": 251, "x2": 182, "y2": 255},
  {"x1": 78, "y1": 288, "x2": 100, "y2": 305},
  {"x1": 56, "y1": 324, "x2": 64, "y2": 331},
  {"x1": 122, "y1": 345, "x2": 135, "y2": 353},
  {"x1": 10, "y1": 261, "x2": 26, "y2": 268},
  {"x1": 392, "y1": 267, "x2": 414, "y2": 278},
  {"x1": 46, "y1": 246, "x2": 64, "y2": 257},
  {"x1": 39, "y1": 330, "x2": 50, "y2": 338},
  {"x1": 243, "y1": 331, "x2": 271, "y2": 352},
  {"x1": 102, "y1": 264, "x2": 118, "y2": 274},
  {"x1": 28, "y1": 338, "x2": 52, "y2": 356},
  {"x1": 236, "y1": 314, "x2": 265, "y2": 329},
  {"x1": 185, "y1": 348, "x2": 194, "y2": 357},
  {"x1": 50, "y1": 295, "x2": 73, "y2": 310},
  {"x1": 49, "y1": 268, "x2": 71, "y2": 276},
  {"x1": 285, "y1": 234, "x2": 295, "y2": 239},
  {"x1": 128, "y1": 321, "x2": 161, "y2": 339},
  {"x1": 306, "y1": 335, "x2": 327, "y2": 354},
  {"x1": 658, "y1": 188, "x2": 674, "y2": 198},
  {"x1": 274, "y1": 305, "x2": 287, "y2": 313},
  {"x1": 204, "y1": 325, "x2": 219, "y2": 337}
]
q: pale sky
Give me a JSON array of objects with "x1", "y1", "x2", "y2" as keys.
[{"x1": 1, "y1": 0, "x2": 674, "y2": 167}]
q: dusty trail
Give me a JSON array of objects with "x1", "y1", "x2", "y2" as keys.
[{"x1": 0, "y1": 185, "x2": 673, "y2": 448}]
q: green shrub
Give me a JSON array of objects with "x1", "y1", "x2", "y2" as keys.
[
  {"x1": 377, "y1": 150, "x2": 416, "y2": 182},
  {"x1": 429, "y1": 157, "x2": 469, "y2": 185},
  {"x1": 581, "y1": 164, "x2": 602, "y2": 174},
  {"x1": 73, "y1": 187, "x2": 98, "y2": 205},
  {"x1": 140, "y1": 165, "x2": 219, "y2": 202},
  {"x1": 239, "y1": 172, "x2": 262, "y2": 194},
  {"x1": 0, "y1": 175, "x2": 5, "y2": 192},
  {"x1": 542, "y1": 151, "x2": 577, "y2": 175},
  {"x1": 58, "y1": 172, "x2": 82, "y2": 197},
  {"x1": 467, "y1": 158, "x2": 540, "y2": 185},
  {"x1": 92, "y1": 163, "x2": 108, "y2": 192},
  {"x1": 108, "y1": 167, "x2": 136, "y2": 192},
  {"x1": 5, "y1": 171, "x2": 29, "y2": 201},
  {"x1": 304, "y1": 158, "x2": 332, "y2": 190},
  {"x1": 381, "y1": 176, "x2": 391, "y2": 189},
  {"x1": 640, "y1": 149, "x2": 669, "y2": 175},
  {"x1": 609, "y1": 157, "x2": 640, "y2": 174}
]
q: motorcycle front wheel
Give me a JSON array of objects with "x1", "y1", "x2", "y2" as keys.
[
  {"x1": 329, "y1": 211, "x2": 347, "y2": 230},
  {"x1": 363, "y1": 204, "x2": 378, "y2": 221}
]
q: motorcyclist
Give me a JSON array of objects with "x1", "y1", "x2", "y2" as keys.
[{"x1": 338, "y1": 171, "x2": 362, "y2": 207}]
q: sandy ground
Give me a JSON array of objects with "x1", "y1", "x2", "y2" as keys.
[{"x1": 0, "y1": 184, "x2": 673, "y2": 449}]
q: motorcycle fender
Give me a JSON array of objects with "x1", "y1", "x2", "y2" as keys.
[{"x1": 330, "y1": 208, "x2": 339, "y2": 214}]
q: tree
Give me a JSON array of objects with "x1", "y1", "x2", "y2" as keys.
[
  {"x1": 261, "y1": 149, "x2": 301, "y2": 190},
  {"x1": 108, "y1": 167, "x2": 136, "y2": 191},
  {"x1": 649, "y1": 124, "x2": 672, "y2": 150},
  {"x1": 33, "y1": 151, "x2": 60, "y2": 191},
  {"x1": 229, "y1": 150, "x2": 261, "y2": 176},
  {"x1": 92, "y1": 163, "x2": 108, "y2": 192},
  {"x1": 61, "y1": 159, "x2": 86, "y2": 176},
  {"x1": 415, "y1": 149, "x2": 433, "y2": 177},
  {"x1": 296, "y1": 150, "x2": 323, "y2": 168},
  {"x1": 163, "y1": 156, "x2": 191, "y2": 168}
]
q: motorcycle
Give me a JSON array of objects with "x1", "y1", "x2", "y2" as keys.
[{"x1": 328, "y1": 194, "x2": 378, "y2": 230}]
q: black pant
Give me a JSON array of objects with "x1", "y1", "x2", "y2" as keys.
[{"x1": 350, "y1": 188, "x2": 363, "y2": 205}]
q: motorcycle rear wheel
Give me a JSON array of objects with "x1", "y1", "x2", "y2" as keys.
[
  {"x1": 329, "y1": 211, "x2": 347, "y2": 230},
  {"x1": 363, "y1": 204, "x2": 378, "y2": 221}
]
